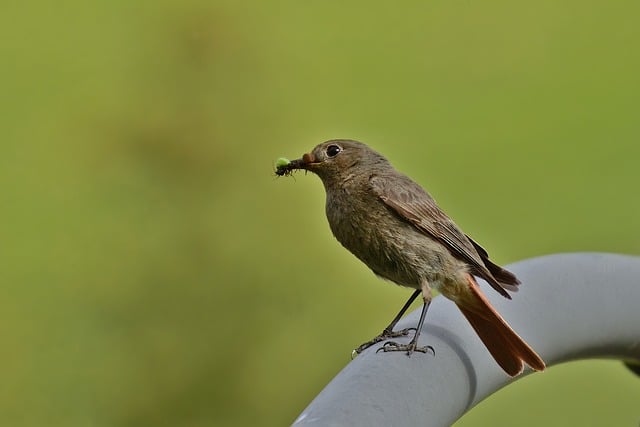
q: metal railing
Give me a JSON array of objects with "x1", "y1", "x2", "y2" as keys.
[{"x1": 293, "y1": 253, "x2": 640, "y2": 426}]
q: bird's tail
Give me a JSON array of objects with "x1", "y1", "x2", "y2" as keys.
[{"x1": 456, "y1": 274, "x2": 546, "y2": 376}]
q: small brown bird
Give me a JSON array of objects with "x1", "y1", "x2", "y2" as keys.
[{"x1": 277, "y1": 139, "x2": 545, "y2": 376}]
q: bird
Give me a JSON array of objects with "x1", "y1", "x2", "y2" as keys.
[{"x1": 276, "y1": 139, "x2": 545, "y2": 376}]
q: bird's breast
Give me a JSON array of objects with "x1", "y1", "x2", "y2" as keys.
[{"x1": 325, "y1": 189, "x2": 454, "y2": 288}]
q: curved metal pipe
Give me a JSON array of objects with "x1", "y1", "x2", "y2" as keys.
[{"x1": 293, "y1": 253, "x2": 640, "y2": 426}]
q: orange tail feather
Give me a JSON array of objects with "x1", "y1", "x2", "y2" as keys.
[{"x1": 456, "y1": 275, "x2": 546, "y2": 376}]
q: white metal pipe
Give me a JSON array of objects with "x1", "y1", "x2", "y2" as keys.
[{"x1": 293, "y1": 253, "x2": 640, "y2": 426}]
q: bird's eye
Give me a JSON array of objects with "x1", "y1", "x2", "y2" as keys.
[{"x1": 326, "y1": 145, "x2": 342, "y2": 158}]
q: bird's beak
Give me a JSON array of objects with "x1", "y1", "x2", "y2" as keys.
[
  {"x1": 290, "y1": 152, "x2": 319, "y2": 170},
  {"x1": 275, "y1": 151, "x2": 320, "y2": 176}
]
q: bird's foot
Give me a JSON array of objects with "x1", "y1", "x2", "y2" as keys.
[
  {"x1": 351, "y1": 328, "x2": 416, "y2": 358},
  {"x1": 375, "y1": 340, "x2": 435, "y2": 357}
]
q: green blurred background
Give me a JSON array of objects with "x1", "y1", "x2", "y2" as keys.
[{"x1": 1, "y1": 0, "x2": 638, "y2": 425}]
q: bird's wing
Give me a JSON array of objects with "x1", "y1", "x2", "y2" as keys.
[{"x1": 370, "y1": 174, "x2": 512, "y2": 299}]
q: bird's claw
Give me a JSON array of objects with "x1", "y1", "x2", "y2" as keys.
[
  {"x1": 351, "y1": 327, "x2": 418, "y2": 358},
  {"x1": 375, "y1": 340, "x2": 435, "y2": 357}
]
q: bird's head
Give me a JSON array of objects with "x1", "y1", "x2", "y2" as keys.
[{"x1": 277, "y1": 139, "x2": 389, "y2": 184}]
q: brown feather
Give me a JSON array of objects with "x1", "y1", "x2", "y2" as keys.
[
  {"x1": 466, "y1": 235, "x2": 520, "y2": 291},
  {"x1": 370, "y1": 174, "x2": 513, "y2": 299},
  {"x1": 457, "y1": 275, "x2": 546, "y2": 375}
]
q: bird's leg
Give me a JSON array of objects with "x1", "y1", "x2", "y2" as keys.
[
  {"x1": 377, "y1": 280, "x2": 434, "y2": 356},
  {"x1": 352, "y1": 290, "x2": 421, "y2": 357}
]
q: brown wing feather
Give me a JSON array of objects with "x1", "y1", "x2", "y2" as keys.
[
  {"x1": 370, "y1": 174, "x2": 512, "y2": 299},
  {"x1": 466, "y1": 235, "x2": 520, "y2": 291}
]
